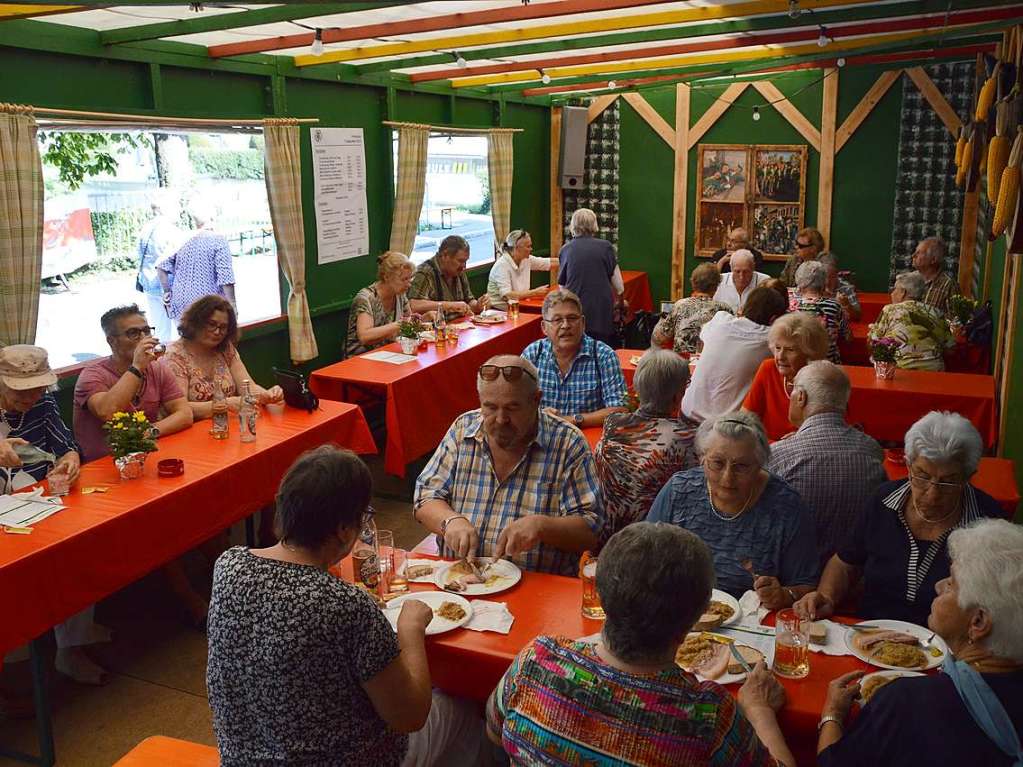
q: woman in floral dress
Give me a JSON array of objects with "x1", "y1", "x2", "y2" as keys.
[{"x1": 868, "y1": 271, "x2": 952, "y2": 371}]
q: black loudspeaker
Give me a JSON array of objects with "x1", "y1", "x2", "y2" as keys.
[{"x1": 559, "y1": 106, "x2": 587, "y2": 189}]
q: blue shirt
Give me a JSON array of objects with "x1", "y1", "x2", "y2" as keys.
[
  {"x1": 1, "y1": 393, "x2": 80, "y2": 490},
  {"x1": 646, "y1": 468, "x2": 819, "y2": 597},
  {"x1": 521, "y1": 335, "x2": 627, "y2": 416}
]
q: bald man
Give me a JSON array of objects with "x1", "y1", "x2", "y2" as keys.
[
  {"x1": 712, "y1": 249, "x2": 770, "y2": 311},
  {"x1": 413, "y1": 354, "x2": 602, "y2": 576},
  {"x1": 711, "y1": 227, "x2": 765, "y2": 273}
]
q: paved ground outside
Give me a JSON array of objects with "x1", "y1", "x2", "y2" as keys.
[{"x1": 410, "y1": 211, "x2": 495, "y2": 268}]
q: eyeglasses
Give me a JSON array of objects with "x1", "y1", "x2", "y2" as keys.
[
  {"x1": 795, "y1": 240, "x2": 813, "y2": 249},
  {"x1": 543, "y1": 314, "x2": 583, "y2": 327},
  {"x1": 908, "y1": 471, "x2": 964, "y2": 494},
  {"x1": 478, "y1": 364, "x2": 538, "y2": 383},
  {"x1": 703, "y1": 457, "x2": 757, "y2": 476},
  {"x1": 206, "y1": 320, "x2": 229, "y2": 334},
  {"x1": 117, "y1": 326, "x2": 154, "y2": 340}
]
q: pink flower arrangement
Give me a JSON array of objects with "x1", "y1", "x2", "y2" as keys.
[{"x1": 869, "y1": 336, "x2": 900, "y2": 363}]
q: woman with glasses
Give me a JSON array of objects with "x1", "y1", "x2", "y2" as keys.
[
  {"x1": 486, "y1": 229, "x2": 557, "y2": 311},
  {"x1": 646, "y1": 411, "x2": 819, "y2": 608},
  {"x1": 779, "y1": 226, "x2": 827, "y2": 287},
  {"x1": 795, "y1": 411, "x2": 1003, "y2": 627},
  {"x1": 164, "y1": 295, "x2": 283, "y2": 422}
]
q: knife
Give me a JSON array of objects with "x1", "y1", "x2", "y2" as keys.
[{"x1": 728, "y1": 642, "x2": 753, "y2": 674}]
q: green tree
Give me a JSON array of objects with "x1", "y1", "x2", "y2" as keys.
[{"x1": 37, "y1": 131, "x2": 149, "y2": 190}]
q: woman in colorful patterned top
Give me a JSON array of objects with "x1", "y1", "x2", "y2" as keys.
[
  {"x1": 868, "y1": 271, "x2": 952, "y2": 371},
  {"x1": 791, "y1": 261, "x2": 849, "y2": 364},
  {"x1": 652, "y1": 263, "x2": 734, "y2": 355},
  {"x1": 595, "y1": 349, "x2": 699, "y2": 545},
  {"x1": 487, "y1": 522, "x2": 794, "y2": 766}
]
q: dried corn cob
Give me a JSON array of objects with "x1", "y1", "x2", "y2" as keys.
[
  {"x1": 974, "y1": 63, "x2": 999, "y2": 121},
  {"x1": 956, "y1": 126, "x2": 967, "y2": 168},
  {"x1": 991, "y1": 129, "x2": 1022, "y2": 238},
  {"x1": 957, "y1": 133, "x2": 974, "y2": 187},
  {"x1": 988, "y1": 102, "x2": 1012, "y2": 201}
]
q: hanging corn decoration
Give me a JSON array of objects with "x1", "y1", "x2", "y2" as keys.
[
  {"x1": 956, "y1": 127, "x2": 974, "y2": 188},
  {"x1": 991, "y1": 128, "x2": 1022, "y2": 238},
  {"x1": 974, "y1": 62, "x2": 999, "y2": 122},
  {"x1": 955, "y1": 125, "x2": 967, "y2": 169},
  {"x1": 988, "y1": 102, "x2": 1011, "y2": 201}
]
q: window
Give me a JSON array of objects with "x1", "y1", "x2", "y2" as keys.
[
  {"x1": 393, "y1": 132, "x2": 494, "y2": 268},
  {"x1": 36, "y1": 128, "x2": 282, "y2": 370}
]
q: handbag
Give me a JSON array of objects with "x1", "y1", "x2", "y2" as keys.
[{"x1": 272, "y1": 368, "x2": 319, "y2": 412}]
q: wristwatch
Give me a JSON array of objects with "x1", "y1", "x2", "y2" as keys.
[
  {"x1": 818, "y1": 714, "x2": 844, "y2": 734},
  {"x1": 127, "y1": 365, "x2": 144, "y2": 379},
  {"x1": 573, "y1": 413, "x2": 584, "y2": 427}
]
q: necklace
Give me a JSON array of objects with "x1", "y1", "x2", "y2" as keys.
[
  {"x1": 0, "y1": 406, "x2": 26, "y2": 434},
  {"x1": 706, "y1": 480, "x2": 757, "y2": 522},
  {"x1": 912, "y1": 494, "x2": 960, "y2": 525}
]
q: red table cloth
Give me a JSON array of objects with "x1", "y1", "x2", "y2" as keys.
[
  {"x1": 518, "y1": 270, "x2": 654, "y2": 314},
  {"x1": 310, "y1": 314, "x2": 543, "y2": 477},
  {"x1": 857, "y1": 292, "x2": 890, "y2": 324},
  {"x1": 840, "y1": 322, "x2": 990, "y2": 374},
  {"x1": 0, "y1": 401, "x2": 375, "y2": 655}
]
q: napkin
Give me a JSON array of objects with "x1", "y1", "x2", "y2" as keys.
[
  {"x1": 450, "y1": 322, "x2": 474, "y2": 331},
  {"x1": 808, "y1": 620, "x2": 855, "y2": 656},
  {"x1": 464, "y1": 600, "x2": 515, "y2": 634},
  {"x1": 737, "y1": 590, "x2": 769, "y2": 627}
]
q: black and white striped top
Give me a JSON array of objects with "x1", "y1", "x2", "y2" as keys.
[{"x1": 1, "y1": 393, "x2": 80, "y2": 489}]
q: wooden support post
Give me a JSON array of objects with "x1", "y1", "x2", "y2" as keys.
[
  {"x1": 818, "y1": 67, "x2": 838, "y2": 248},
  {"x1": 997, "y1": 254, "x2": 1020, "y2": 457},
  {"x1": 622, "y1": 92, "x2": 675, "y2": 148},
  {"x1": 686, "y1": 82, "x2": 749, "y2": 150},
  {"x1": 751, "y1": 80, "x2": 821, "y2": 151},
  {"x1": 672, "y1": 84, "x2": 691, "y2": 301},
  {"x1": 550, "y1": 106, "x2": 563, "y2": 284},
  {"x1": 957, "y1": 53, "x2": 987, "y2": 297},
  {"x1": 836, "y1": 69, "x2": 901, "y2": 153},
  {"x1": 904, "y1": 67, "x2": 962, "y2": 138},
  {"x1": 981, "y1": 241, "x2": 995, "y2": 302},
  {"x1": 587, "y1": 94, "x2": 619, "y2": 124},
  {"x1": 995, "y1": 249, "x2": 1015, "y2": 385}
]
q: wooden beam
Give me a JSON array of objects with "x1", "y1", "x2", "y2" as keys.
[
  {"x1": 526, "y1": 71, "x2": 715, "y2": 98},
  {"x1": 0, "y1": 5, "x2": 78, "y2": 21},
  {"x1": 818, "y1": 68, "x2": 839, "y2": 247},
  {"x1": 587, "y1": 94, "x2": 619, "y2": 124},
  {"x1": 672, "y1": 84, "x2": 691, "y2": 301},
  {"x1": 836, "y1": 69, "x2": 902, "y2": 152},
  {"x1": 996, "y1": 254, "x2": 1020, "y2": 457},
  {"x1": 904, "y1": 66, "x2": 963, "y2": 137},
  {"x1": 752, "y1": 81, "x2": 823, "y2": 151},
  {"x1": 622, "y1": 92, "x2": 676, "y2": 147},
  {"x1": 687, "y1": 82, "x2": 750, "y2": 150},
  {"x1": 550, "y1": 107, "x2": 564, "y2": 285}
]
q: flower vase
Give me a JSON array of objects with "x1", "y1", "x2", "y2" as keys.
[
  {"x1": 398, "y1": 336, "x2": 419, "y2": 355},
  {"x1": 115, "y1": 451, "x2": 148, "y2": 480},
  {"x1": 873, "y1": 360, "x2": 896, "y2": 380},
  {"x1": 949, "y1": 319, "x2": 966, "y2": 342}
]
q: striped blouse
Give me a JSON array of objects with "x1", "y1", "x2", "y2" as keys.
[{"x1": 1, "y1": 393, "x2": 80, "y2": 491}]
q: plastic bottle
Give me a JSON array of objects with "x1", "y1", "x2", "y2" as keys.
[
  {"x1": 238, "y1": 379, "x2": 257, "y2": 443},
  {"x1": 211, "y1": 379, "x2": 229, "y2": 439}
]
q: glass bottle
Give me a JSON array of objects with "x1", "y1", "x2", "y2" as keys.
[
  {"x1": 211, "y1": 379, "x2": 229, "y2": 440},
  {"x1": 238, "y1": 379, "x2": 257, "y2": 443},
  {"x1": 353, "y1": 513, "x2": 380, "y2": 592}
]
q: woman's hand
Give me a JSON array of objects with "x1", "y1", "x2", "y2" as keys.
[
  {"x1": 0, "y1": 438, "x2": 27, "y2": 468},
  {"x1": 754, "y1": 575, "x2": 789, "y2": 610},
  {"x1": 51, "y1": 451, "x2": 81, "y2": 484},
  {"x1": 395, "y1": 599, "x2": 433, "y2": 637},
  {"x1": 258, "y1": 385, "x2": 284, "y2": 405},
  {"x1": 822, "y1": 671, "x2": 865, "y2": 721},
  {"x1": 738, "y1": 661, "x2": 786, "y2": 714},
  {"x1": 793, "y1": 591, "x2": 834, "y2": 621}
]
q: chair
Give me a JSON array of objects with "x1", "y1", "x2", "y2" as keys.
[{"x1": 113, "y1": 736, "x2": 219, "y2": 766}]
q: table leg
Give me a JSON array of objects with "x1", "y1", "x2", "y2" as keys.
[{"x1": 0, "y1": 636, "x2": 55, "y2": 766}]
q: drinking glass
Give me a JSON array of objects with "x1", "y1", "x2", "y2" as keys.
[
  {"x1": 773, "y1": 608, "x2": 810, "y2": 678},
  {"x1": 388, "y1": 546, "x2": 409, "y2": 593},
  {"x1": 376, "y1": 530, "x2": 403, "y2": 592},
  {"x1": 579, "y1": 552, "x2": 604, "y2": 619},
  {"x1": 46, "y1": 471, "x2": 72, "y2": 496},
  {"x1": 446, "y1": 327, "x2": 459, "y2": 347},
  {"x1": 508, "y1": 299, "x2": 519, "y2": 320}
]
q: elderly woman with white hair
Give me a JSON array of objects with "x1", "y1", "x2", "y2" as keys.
[
  {"x1": 868, "y1": 270, "x2": 952, "y2": 371},
  {"x1": 791, "y1": 260, "x2": 849, "y2": 363},
  {"x1": 795, "y1": 411, "x2": 1003, "y2": 628},
  {"x1": 646, "y1": 411, "x2": 819, "y2": 608},
  {"x1": 557, "y1": 208, "x2": 625, "y2": 346},
  {"x1": 594, "y1": 349, "x2": 699, "y2": 545},
  {"x1": 815, "y1": 518, "x2": 1023, "y2": 766},
  {"x1": 486, "y1": 229, "x2": 557, "y2": 310}
]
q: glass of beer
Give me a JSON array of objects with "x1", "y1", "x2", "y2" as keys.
[
  {"x1": 508, "y1": 298, "x2": 519, "y2": 320},
  {"x1": 773, "y1": 608, "x2": 810, "y2": 678},
  {"x1": 579, "y1": 552, "x2": 604, "y2": 620},
  {"x1": 353, "y1": 541, "x2": 380, "y2": 592}
]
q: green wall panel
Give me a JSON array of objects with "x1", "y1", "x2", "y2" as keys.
[
  {"x1": 0, "y1": 48, "x2": 150, "y2": 110},
  {"x1": 158, "y1": 66, "x2": 268, "y2": 117}
]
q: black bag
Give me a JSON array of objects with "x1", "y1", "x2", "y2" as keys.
[
  {"x1": 273, "y1": 367, "x2": 319, "y2": 412},
  {"x1": 966, "y1": 300, "x2": 993, "y2": 347},
  {"x1": 620, "y1": 310, "x2": 659, "y2": 349}
]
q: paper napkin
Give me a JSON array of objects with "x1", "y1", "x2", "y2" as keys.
[{"x1": 464, "y1": 600, "x2": 515, "y2": 634}]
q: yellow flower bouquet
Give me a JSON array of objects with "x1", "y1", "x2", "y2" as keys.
[{"x1": 103, "y1": 411, "x2": 158, "y2": 460}]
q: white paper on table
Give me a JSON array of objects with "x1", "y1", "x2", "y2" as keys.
[
  {"x1": 362, "y1": 350, "x2": 417, "y2": 364},
  {"x1": 809, "y1": 620, "x2": 856, "y2": 656},
  {"x1": 0, "y1": 491, "x2": 65, "y2": 527},
  {"x1": 449, "y1": 322, "x2": 474, "y2": 331},
  {"x1": 464, "y1": 600, "x2": 515, "y2": 634},
  {"x1": 737, "y1": 590, "x2": 770, "y2": 627}
]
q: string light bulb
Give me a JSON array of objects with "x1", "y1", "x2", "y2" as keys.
[
  {"x1": 817, "y1": 27, "x2": 830, "y2": 47},
  {"x1": 541, "y1": 71, "x2": 551, "y2": 84},
  {"x1": 837, "y1": 57, "x2": 847, "y2": 68},
  {"x1": 311, "y1": 28, "x2": 324, "y2": 56},
  {"x1": 787, "y1": 0, "x2": 801, "y2": 19},
  {"x1": 752, "y1": 106, "x2": 761, "y2": 122},
  {"x1": 455, "y1": 52, "x2": 467, "y2": 68},
  {"x1": 607, "y1": 80, "x2": 617, "y2": 89}
]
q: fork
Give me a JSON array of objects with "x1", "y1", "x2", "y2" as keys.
[{"x1": 738, "y1": 557, "x2": 761, "y2": 581}]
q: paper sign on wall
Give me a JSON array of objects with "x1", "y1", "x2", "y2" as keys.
[{"x1": 311, "y1": 127, "x2": 369, "y2": 264}]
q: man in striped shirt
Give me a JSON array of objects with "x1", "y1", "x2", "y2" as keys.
[{"x1": 413, "y1": 354, "x2": 602, "y2": 576}]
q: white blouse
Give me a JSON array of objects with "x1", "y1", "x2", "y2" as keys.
[{"x1": 486, "y1": 253, "x2": 553, "y2": 309}]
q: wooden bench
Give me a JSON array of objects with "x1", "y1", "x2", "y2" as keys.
[{"x1": 113, "y1": 736, "x2": 219, "y2": 766}]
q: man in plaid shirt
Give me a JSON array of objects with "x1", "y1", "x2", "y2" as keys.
[
  {"x1": 521, "y1": 289, "x2": 627, "y2": 430},
  {"x1": 413, "y1": 354, "x2": 602, "y2": 576},
  {"x1": 912, "y1": 236, "x2": 956, "y2": 316}
]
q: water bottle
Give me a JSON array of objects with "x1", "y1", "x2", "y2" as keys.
[
  {"x1": 353, "y1": 514, "x2": 379, "y2": 591},
  {"x1": 211, "y1": 379, "x2": 229, "y2": 440},
  {"x1": 238, "y1": 379, "x2": 257, "y2": 443}
]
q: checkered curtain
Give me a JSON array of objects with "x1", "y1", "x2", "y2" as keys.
[
  {"x1": 0, "y1": 108, "x2": 43, "y2": 346},
  {"x1": 263, "y1": 121, "x2": 318, "y2": 363},
  {"x1": 389, "y1": 125, "x2": 430, "y2": 257},
  {"x1": 563, "y1": 100, "x2": 620, "y2": 246},
  {"x1": 888, "y1": 62, "x2": 976, "y2": 286},
  {"x1": 488, "y1": 131, "x2": 514, "y2": 254}
]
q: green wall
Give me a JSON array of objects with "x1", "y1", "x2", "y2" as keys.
[{"x1": 0, "y1": 30, "x2": 550, "y2": 417}]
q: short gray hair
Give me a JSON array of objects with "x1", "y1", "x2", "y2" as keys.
[
  {"x1": 795, "y1": 260, "x2": 828, "y2": 292},
  {"x1": 541, "y1": 288, "x2": 583, "y2": 317},
  {"x1": 634, "y1": 349, "x2": 689, "y2": 414},
  {"x1": 728, "y1": 227, "x2": 749, "y2": 245},
  {"x1": 598, "y1": 522, "x2": 715, "y2": 664},
  {"x1": 792, "y1": 360, "x2": 850, "y2": 411},
  {"x1": 894, "y1": 271, "x2": 926, "y2": 301},
  {"x1": 918, "y1": 236, "x2": 948, "y2": 267},
  {"x1": 690, "y1": 262, "x2": 722, "y2": 294},
  {"x1": 569, "y1": 208, "x2": 599, "y2": 238},
  {"x1": 818, "y1": 252, "x2": 839, "y2": 270},
  {"x1": 695, "y1": 411, "x2": 770, "y2": 467},
  {"x1": 948, "y1": 519, "x2": 1023, "y2": 662},
  {"x1": 730, "y1": 249, "x2": 755, "y2": 269},
  {"x1": 904, "y1": 411, "x2": 983, "y2": 477}
]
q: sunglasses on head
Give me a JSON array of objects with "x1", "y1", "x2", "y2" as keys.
[{"x1": 478, "y1": 364, "x2": 537, "y2": 383}]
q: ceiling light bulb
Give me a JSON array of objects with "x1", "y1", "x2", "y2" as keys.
[
  {"x1": 837, "y1": 57, "x2": 847, "y2": 68},
  {"x1": 752, "y1": 106, "x2": 761, "y2": 122},
  {"x1": 788, "y1": 0, "x2": 801, "y2": 19},
  {"x1": 817, "y1": 29, "x2": 830, "y2": 47},
  {"x1": 311, "y1": 29, "x2": 324, "y2": 56},
  {"x1": 456, "y1": 53, "x2": 467, "y2": 68},
  {"x1": 541, "y1": 72, "x2": 551, "y2": 84},
  {"x1": 607, "y1": 80, "x2": 617, "y2": 89}
]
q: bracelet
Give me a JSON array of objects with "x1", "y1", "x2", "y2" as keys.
[
  {"x1": 817, "y1": 714, "x2": 844, "y2": 734},
  {"x1": 127, "y1": 365, "x2": 144, "y2": 380},
  {"x1": 440, "y1": 514, "x2": 467, "y2": 534}
]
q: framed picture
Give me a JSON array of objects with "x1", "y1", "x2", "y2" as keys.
[{"x1": 695, "y1": 143, "x2": 808, "y2": 260}]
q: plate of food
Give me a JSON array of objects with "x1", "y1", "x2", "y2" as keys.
[
  {"x1": 434, "y1": 558, "x2": 522, "y2": 595},
  {"x1": 675, "y1": 632, "x2": 764, "y2": 684},
  {"x1": 471, "y1": 310, "x2": 507, "y2": 325},
  {"x1": 857, "y1": 669, "x2": 925, "y2": 706},
  {"x1": 693, "y1": 590, "x2": 742, "y2": 630},
  {"x1": 382, "y1": 591, "x2": 473, "y2": 636},
  {"x1": 404, "y1": 560, "x2": 441, "y2": 583},
  {"x1": 629, "y1": 355, "x2": 643, "y2": 366},
  {"x1": 844, "y1": 619, "x2": 947, "y2": 671}
]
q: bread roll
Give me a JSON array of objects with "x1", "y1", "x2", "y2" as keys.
[
  {"x1": 726, "y1": 646, "x2": 764, "y2": 675},
  {"x1": 693, "y1": 612, "x2": 724, "y2": 631}
]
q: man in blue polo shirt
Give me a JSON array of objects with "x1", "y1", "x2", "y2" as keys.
[{"x1": 521, "y1": 288, "x2": 627, "y2": 429}]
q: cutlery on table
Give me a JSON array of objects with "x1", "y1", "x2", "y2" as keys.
[{"x1": 728, "y1": 642, "x2": 754, "y2": 674}]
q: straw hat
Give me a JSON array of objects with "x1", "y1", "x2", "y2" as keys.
[{"x1": 0, "y1": 345, "x2": 58, "y2": 390}]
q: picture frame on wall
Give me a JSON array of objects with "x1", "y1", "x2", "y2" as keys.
[{"x1": 695, "y1": 143, "x2": 808, "y2": 260}]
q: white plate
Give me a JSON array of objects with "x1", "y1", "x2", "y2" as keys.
[
  {"x1": 472, "y1": 312, "x2": 507, "y2": 324},
  {"x1": 404, "y1": 558, "x2": 441, "y2": 584},
  {"x1": 433, "y1": 558, "x2": 523, "y2": 596},
  {"x1": 383, "y1": 592, "x2": 472, "y2": 636},
  {"x1": 677, "y1": 632, "x2": 764, "y2": 684},
  {"x1": 844, "y1": 619, "x2": 947, "y2": 671},
  {"x1": 857, "y1": 669, "x2": 925, "y2": 705},
  {"x1": 710, "y1": 589, "x2": 743, "y2": 627}
]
